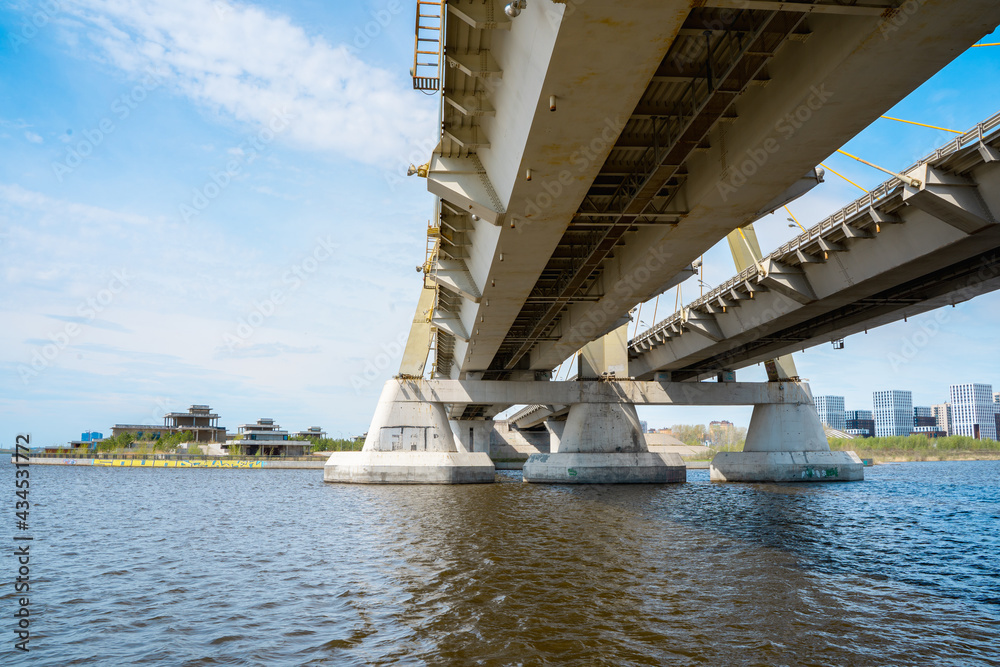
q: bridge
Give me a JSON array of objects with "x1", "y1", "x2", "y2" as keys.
[
  {"x1": 325, "y1": 0, "x2": 1000, "y2": 484},
  {"x1": 628, "y1": 115, "x2": 1000, "y2": 380}
]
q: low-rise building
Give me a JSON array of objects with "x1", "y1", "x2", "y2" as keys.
[
  {"x1": 112, "y1": 405, "x2": 227, "y2": 444},
  {"x1": 163, "y1": 405, "x2": 226, "y2": 443},
  {"x1": 111, "y1": 424, "x2": 169, "y2": 440},
  {"x1": 226, "y1": 418, "x2": 306, "y2": 456},
  {"x1": 293, "y1": 426, "x2": 327, "y2": 440}
]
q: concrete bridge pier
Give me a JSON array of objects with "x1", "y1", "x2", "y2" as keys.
[
  {"x1": 323, "y1": 380, "x2": 495, "y2": 484},
  {"x1": 709, "y1": 402, "x2": 863, "y2": 483},
  {"x1": 522, "y1": 401, "x2": 685, "y2": 484}
]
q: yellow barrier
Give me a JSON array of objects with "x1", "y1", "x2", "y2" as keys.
[{"x1": 40, "y1": 457, "x2": 273, "y2": 469}]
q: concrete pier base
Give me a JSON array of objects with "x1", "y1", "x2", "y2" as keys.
[
  {"x1": 709, "y1": 451, "x2": 864, "y2": 482},
  {"x1": 710, "y1": 402, "x2": 863, "y2": 482},
  {"x1": 323, "y1": 450, "x2": 495, "y2": 484},
  {"x1": 522, "y1": 401, "x2": 685, "y2": 484},
  {"x1": 523, "y1": 451, "x2": 686, "y2": 483},
  {"x1": 324, "y1": 379, "x2": 495, "y2": 484}
]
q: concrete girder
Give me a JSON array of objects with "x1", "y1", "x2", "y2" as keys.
[
  {"x1": 432, "y1": 313, "x2": 471, "y2": 342},
  {"x1": 795, "y1": 249, "x2": 824, "y2": 264},
  {"x1": 429, "y1": 259, "x2": 482, "y2": 303},
  {"x1": 443, "y1": 125, "x2": 490, "y2": 150},
  {"x1": 701, "y1": 0, "x2": 895, "y2": 14},
  {"x1": 444, "y1": 92, "x2": 496, "y2": 118},
  {"x1": 439, "y1": 2, "x2": 694, "y2": 376},
  {"x1": 729, "y1": 288, "x2": 752, "y2": 301},
  {"x1": 684, "y1": 309, "x2": 725, "y2": 342},
  {"x1": 381, "y1": 378, "x2": 815, "y2": 406},
  {"x1": 816, "y1": 237, "x2": 846, "y2": 254},
  {"x1": 839, "y1": 223, "x2": 875, "y2": 239},
  {"x1": 867, "y1": 207, "x2": 902, "y2": 227},
  {"x1": 427, "y1": 156, "x2": 504, "y2": 226},
  {"x1": 446, "y1": 52, "x2": 502, "y2": 79},
  {"x1": 978, "y1": 142, "x2": 1000, "y2": 163},
  {"x1": 902, "y1": 165, "x2": 997, "y2": 235},
  {"x1": 758, "y1": 258, "x2": 817, "y2": 304}
]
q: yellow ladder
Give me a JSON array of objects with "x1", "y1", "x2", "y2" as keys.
[{"x1": 412, "y1": 0, "x2": 444, "y2": 91}]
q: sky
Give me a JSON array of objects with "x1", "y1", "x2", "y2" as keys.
[{"x1": 0, "y1": 2, "x2": 998, "y2": 447}]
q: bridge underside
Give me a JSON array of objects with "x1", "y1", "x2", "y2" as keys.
[
  {"x1": 328, "y1": 0, "x2": 1000, "y2": 484},
  {"x1": 416, "y1": 0, "x2": 1000, "y2": 423},
  {"x1": 628, "y1": 120, "x2": 1000, "y2": 380}
]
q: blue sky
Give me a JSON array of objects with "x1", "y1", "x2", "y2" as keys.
[{"x1": 0, "y1": 2, "x2": 997, "y2": 446}]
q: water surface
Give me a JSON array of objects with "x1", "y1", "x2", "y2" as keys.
[{"x1": 2, "y1": 460, "x2": 998, "y2": 666}]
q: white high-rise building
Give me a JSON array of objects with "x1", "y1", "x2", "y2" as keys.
[
  {"x1": 949, "y1": 384, "x2": 996, "y2": 440},
  {"x1": 815, "y1": 396, "x2": 846, "y2": 430},
  {"x1": 931, "y1": 403, "x2": 952, "y2": 436},
  {"x1": 873, "y1": 390, "x2": 913, "y2": 437}
]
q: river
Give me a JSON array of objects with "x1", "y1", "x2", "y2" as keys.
[{"x1": 2, "y1": 459, "x2": 997, "y2": 666}]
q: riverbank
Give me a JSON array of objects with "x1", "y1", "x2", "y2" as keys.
[
  {"x1": 24, "y1": 454, "x2": 715, "y2": 470},
  {"x1": 23, "y1": 454, "x2": 327, "y2": 469},
  {"x1": 834, "y1": 450, "x2": 1000, "y2": 463},
  {"x1": 828, "y1": 434, "x2": 1000, "y2": 463}
]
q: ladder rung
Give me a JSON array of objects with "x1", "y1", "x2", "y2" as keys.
[
  {"x1": 416, "y1": 50, "x2": 439, "y2": 55},
  {"x1": 418, "y1": 26, "x2": 441, "y2": 31},
  {"x1": 418, "y1": 14, "x2": 441, "y2": 18}
]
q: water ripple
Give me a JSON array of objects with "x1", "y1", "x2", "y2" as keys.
[{"x1": 3, "y1": 460, "x2": 998, "y2": 665}]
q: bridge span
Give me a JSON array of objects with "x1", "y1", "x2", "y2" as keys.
[
  {"x1": 629, "y1": 113, "x2": 1000, "y2": 381},
  {"x1": 326, "y1": 0, "x2": 1000, "y2": 485}
]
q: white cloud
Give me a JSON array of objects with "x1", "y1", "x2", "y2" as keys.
[
  {"x1": 24, "y1": 131, "x2": 43, "y2": 143},
  {"x1": 58, "y1": 0, "x2": 436, "y2": 166},
  {"x1": 0, "y1": 183, "x2": 152, "y2": 228}
]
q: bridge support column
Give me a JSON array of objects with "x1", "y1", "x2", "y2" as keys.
[
  {"x1": 324, "y1": 380, "x2": 495, "y2": 484},
  {"x1": 523, "y1": 401, "x2": 685, "y2": 484},
  {"x1": 544, "y1": 419, "x2": 565, "y2": 452},
  {"x1": 710, "y1": 402, "x2": 863, "y2": 483}
]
